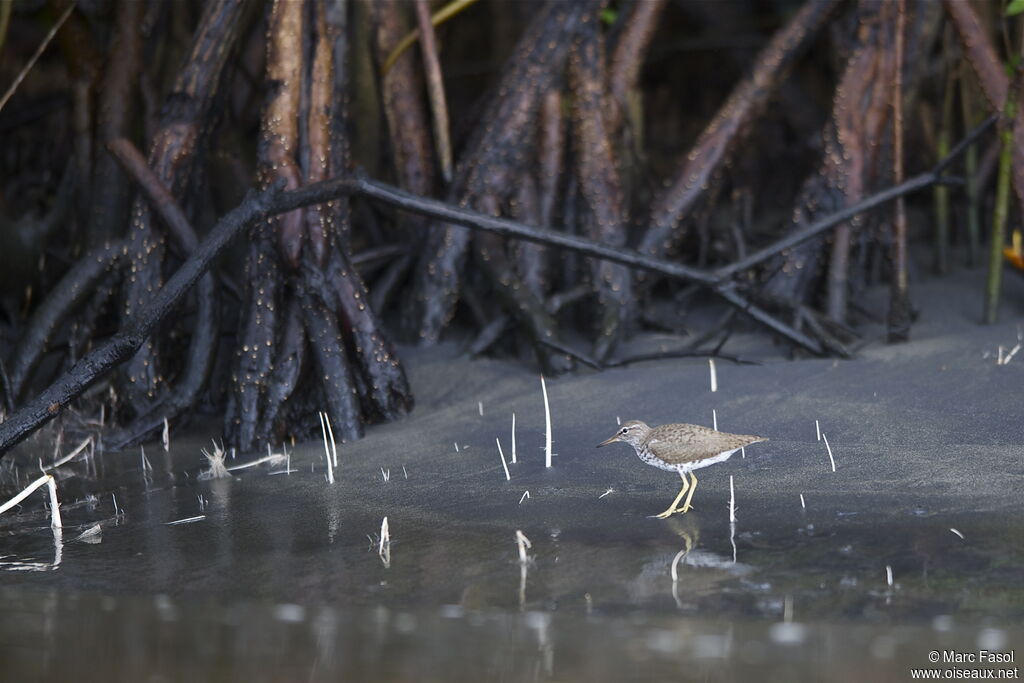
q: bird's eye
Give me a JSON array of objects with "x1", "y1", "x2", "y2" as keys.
[{"x1": 620, "y1": 428, "x2": 628, "y2": 434}]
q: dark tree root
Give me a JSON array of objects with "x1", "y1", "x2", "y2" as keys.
[
  {"x1": 0, "y1": 358, "x2": 13, "y2": 416},
  {"x1": 103, "y1": 138, "x2": 220, "y2": 449},
  {"x1": 474, "y1": 194, "x2": 573, "y2": 375},
  {"x1": 120, "y1": 0, "x2": 245, "y2": 406},
  {"x1": 300, "y1": 290, "x2": 364, "y2": 443},
  {"x1": 0, "y1": 180, "x2": 292, "y2": 457},
  {"x1": 407, "y1": 0, "x2": 595, "y2": 344},
  {"x1": 569, "y1": 11, "x2": 632, "y2": 362},
  {"x1": 535, "y1": 337, "x2": 758, "y2": 370},
  {"x1": 104, "y1": 271, "x2": 218, "y2": 450},
  {"x1": 225, "y1": 230, "x2": 281, "y2": 452},
  {"x1": 8, "y1": 240, "x2": 126, "y2": 402},
  {"x1": 258, "y1": 295, "x2": 305, "y2": 445},
  {"x1": 324, "y1": 246, "x2": 412, "y2": 421}
]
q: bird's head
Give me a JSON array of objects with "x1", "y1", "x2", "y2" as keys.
[{"x1": 597, "y1": 420, "x2": 650, "y2": 449}]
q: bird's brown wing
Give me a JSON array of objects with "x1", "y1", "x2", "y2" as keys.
[{"x1": 647, "y1": 424, "x2": 766, "y2": 466}]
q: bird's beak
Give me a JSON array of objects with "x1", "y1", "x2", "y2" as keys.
[{"x1": 596, "y1": 433, "x2": 620, "y2": 448}]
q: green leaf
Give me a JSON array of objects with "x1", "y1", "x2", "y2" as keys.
[
  {"x1": 1007, "y1": 0, "x2": 1024, "y2": 16},
  {"x1": 599, "y1": 7, "x2": 618, "y2": 25}
]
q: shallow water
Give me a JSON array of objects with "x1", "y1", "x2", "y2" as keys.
[
  {"x1": 0, "y1": 429, "x2": 1021, "y2": 682},
  {"x1": 2, "y1": 298, "x2": 1024, "y2": 681}
]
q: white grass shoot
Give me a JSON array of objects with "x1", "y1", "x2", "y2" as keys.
[
  {"x1": 616, "y1": 416, "x2": 621, "y2": 425},
  {"x1": 48, "y1": 436, "x2": 92, "y2": 470},
  {"x1": 950, "y1": 528, "x2": 964, "y2": 540},
  {"x1": 318, "y1": 412, "x2": 335, "y2": 484},
  {"x1": 323, "y1": 412, "x2": 338, "y2": 467},
  {"x1": 519, "y1": 490, "x2": 530, "y2": 505},
  {"x1": 162, "y1": 417, "x2": 170, "y2": 452},
  {"x1": 541, "y1": 375, "x2": 553, "y2": 467},
  {"x1": 497, "y1": 438, "x2": 510, "y2": 481},
  {"x1": 199, "y1": 440, "x2": 230, "y2": 480},
  {"x1": 815, "y1": 419, "x2": 821, "y2": 441},
  {"x1": 709, "y1": 358, "x2": 718, "y2": 392},
  {"x1": 822, "y1": 433, "x2": 836, "y2": 472},
  {"x1": 165, "y1": 515, "x2": 205, "y2": 526},
  {"x1": 886, "y1": 565, "x2": 893, "y2": 587},
  {"x1": 379, "y1": 517, "x2": 391, "y2": 567},
  {"x1": 478, "y1": 401, "x2": 483, "y2": 416},
  {"x1": 0, "y1": 474, "x2": 62, "y2": 528},
  {"x1": 1002, "y1": 343, "x2": 1020, "y2": 365},
  {"x1": 379, "y1": 517, "x2": 390, "y2": 554},
  {"x1": 515, "y1": 530, "x2": 532, "y2": 564},
  {"x1": 402, "y1": 465, "x2": 408, "y2": 479},
  {"x1": 712, "y1": 409, "x2": 718, "y2": 431},
  {"x1": 598, "y1": 488, "x2": 614, "y2": 499},
  {"x1": 140, "y1": 445, "x2": 152, "y2": 472},
  {"x1": 740, "y1": 446, "x2": 746, "y2": 459},
  {"x1": 800, "y1": 493, "x2": 806, "y2": 509},
  {"x1": 112, "y1": 493, "x2": 121, "y2": 517},
  {"x1": 511, "y1": 413, "x2": 517, "y2": 464},
  {"x1": 381, "y1": 467, "x2": 390, "y2": 482},
  {"x1": 728, "y1": 475, "x2": 736, "y2": 523},
  {"x1": 454, "y1": 442, "x2": 460, "y2": 452}
]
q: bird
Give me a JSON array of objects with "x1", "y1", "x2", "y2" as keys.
[{"x1": 597, "y1": 420, "x2": 767, "y2": 518}]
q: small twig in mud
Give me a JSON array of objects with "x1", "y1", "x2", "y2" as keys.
[
  {"x1": 885, "y1": 565, "x2": 894, "y2": 587},
  {"x1": 140, "y1": 445, "x2": 153, "y2": 473},
  {"x1": 0, "y1": 473, "x2": 62, "y2": 528},
  {"x1": 709, "y1": 359, "x2": 718, "y2": 392},
  {"x1": 816, "y1": 420, "x2": 821, "y2": 441},
  {"x1": 822, "y1": 433, "x2": 836, "y2": 472},
  {"x1": 712, "y1": 409, "x2": 718, "y2": 431},
  {"x1": 111, "y1": 493, "x2": 121, "y2": 517},
  {"x1": 318, "y1": 412, "x2": 335, "y2": 484},
  {"x1": 541, "y1": 376, "x2": 552, "y2": 468},
  {"x1": 162, "y1": 418, "x2": 170, "y2": 452},
  {"x1": 0, "y1": 2, "x2": 75, "y2": 115},
  {"x1": 950, "y1": 528, "x2": 965, "y2": 539},
  {"x1": 478, "y1": 401, "x2": 483, "y2": 416},
  {"x1": 47, "y1": 436, "x2": 92, "y2": 470},
  {"x1": 402, "y1": 465, "x2": 408, "y2": 479},
  {"x1": 74, "y1": 524, "x2": 102, "y2": 543},
  {"x1": 519, "y1": 490, "x2": 530, "y2": 504},
  {"x1": 598, "y1": 488, "x2": 614, "y2": 499},
  {"x1": 497, "y1": 438, "x2": 510, "y2": 481},
  {"x1": 454, "y1": 442, "x2": 460, "y2": 453},
  {"x1": 800, "y1": 493, "x2": 806, "y2": 509},
  {"x1": 226, "y1": 450, "x2": 287, "y2": 473},
  {"x1": 511, "y1": 413, "x2": 517, "y2": 464},
  {"x1": 165, "y1": 515, "x2": 205, "y2": 526},
  {"x1": 515, "y1": 529, "x2": 532, "y2": 564},
  {"x1": 198, "y1": 440, "x2": 229, "y2": 480},
  {"x1": 740, "y1": 446, "x2": 745, "y2": 459}
]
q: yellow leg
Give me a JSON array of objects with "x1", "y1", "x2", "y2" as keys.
[
  {"x1": 677, "y1": 472, "x2": 698, "y2": 513},
  {"x1": 652, "y1": 471, "x2": 689, "y2": 519}
]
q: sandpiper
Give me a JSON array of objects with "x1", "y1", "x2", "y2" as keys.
[{"x1": 597, "y1": 420, "x2": 767, "y2": 518}]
